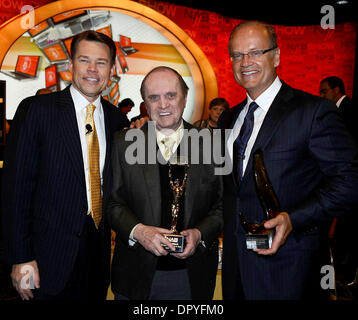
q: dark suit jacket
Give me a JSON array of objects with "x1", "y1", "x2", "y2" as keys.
[
  {"x1": 108, "y1": 121, "x2": 223, "y2": 299},
  {"x1": 339, "y1": 96, "x2": 358, "y2": 144},
  {"x1": 335, "y1": 96, "x2": 358, "y2": 275},
  {"x1": 1, "y1": 86, "x2": 127, "y2": 295},
  {"x1": 219, "y1": 82, "x2": 358, "y2": 300}
]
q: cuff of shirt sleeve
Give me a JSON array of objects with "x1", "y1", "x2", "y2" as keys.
[{"x1": 128, "y1": 223, "x2": 140, "y2": 246}]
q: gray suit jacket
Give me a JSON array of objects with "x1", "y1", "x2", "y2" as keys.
[{"x1": 107, "y1": 121, "x2": 223, "y2": 299}]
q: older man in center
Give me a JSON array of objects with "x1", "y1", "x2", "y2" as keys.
[{"x1": 108, "y1": 66, "x2": 223, "y2": 300}]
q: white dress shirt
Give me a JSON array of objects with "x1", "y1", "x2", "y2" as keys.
[
  {"x1": 70, "y1": 85, "x2": 106, "y2": 214},
  {"x1": 156, "y1": 120, "x2": 184, "y2": 161},
  {"x1": 228, "y1": 76, "x2": 282, "y2": 175}
]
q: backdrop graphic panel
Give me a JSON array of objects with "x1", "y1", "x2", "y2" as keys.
[
  {"x1": 0, "y1": 8, "x2": 197, "y2": 121},
  {"x1": 0, "y1": 0, "x2": 356, "y2": 112},
  {"x1": 134, "y1": 0, "x2": 357, "y2": 107}
]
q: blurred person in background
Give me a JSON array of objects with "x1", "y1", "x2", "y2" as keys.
[{"x1": 194, "y1": 97, "x2": 229, "y2": 132}]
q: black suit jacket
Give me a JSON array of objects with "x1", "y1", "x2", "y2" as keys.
[
  {"x1": 1, "y1": 86, "x2": 127, "y2": 295},
  {"x1": 339, "y1": 96, "x2": 358, "y2": 144},
  {"x1": 335, "y1": 96, "x2": 358, "y2": 271},
  {"x1": 219, "y1": 82, "x2": 358, "y2": 299},
  {"x1": 108, "y1": 121, "x2": 223, "y2": 299}
]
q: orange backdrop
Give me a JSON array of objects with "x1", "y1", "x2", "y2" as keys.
[{"x1": 0, "y1": 0, "x2": 356, "y2": 107}]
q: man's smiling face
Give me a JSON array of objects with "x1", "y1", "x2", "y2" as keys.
[
  {"x1": 69, "y1": 39, "x2": 114, "y2": 102},
  {"x1": 143, "y1": 69, "x2": 187, "y2": 133},
  {"x1": 230, "y1": 23, "x2": 280, "y2": 100}
]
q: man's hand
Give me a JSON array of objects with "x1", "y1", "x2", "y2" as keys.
[
  {"x1": 130, "y1": 116, "x2": 150, "y2": 129},
  {"x1": 171, "y1": 228, "x2": 201, "y2": 259},
  {"x1": 11, "y1": 260, "x2": 40, "y2": 300},
  {"x1": 133, "y1": 224, "x2": 176, "y2": 256},
  {"x1": 254, "y1": 212, "x2": 292, "y2": 256}
]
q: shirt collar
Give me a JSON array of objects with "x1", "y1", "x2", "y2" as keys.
[
  {"x1": 156, "y1": 120, "x2": 184, "y2": 146},
  {"x1": 246, "y1": 76, "x2": 282, "y2": 112},
  {"x1": 70, "y1": 85, "x2": 103, "y2": 114},
  {"x1": 336, "y1": 95, "x2": 346, "y2": 108}
]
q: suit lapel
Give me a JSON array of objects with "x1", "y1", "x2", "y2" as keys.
[
  {"x1": 141, "y1": 123, "x2": 162, "y2": 226},
  {"x1": 181, "y1": 121, "x2": 201, "y2": 228},
  {"x1": 242, "y1": 82, "x2": 294, "y2": 181},
  {"x1": 225, "y1": 100, "x2": 246, "y2": 189},
  {"x1": 56, "y1": 86, "x2": 85, "y2": 183},
  {"x1": 102, "y1": 99, "x2": 113, "y2": 184},
  {"x1": 228, "y1": 99, "x2": 247, "y2": 129}
]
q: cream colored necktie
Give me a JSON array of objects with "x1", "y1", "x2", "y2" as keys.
[
  {"x1": 85, "y1": 104, "x2": 102, "y2": 229},
  {"x1": 161, "y1": 136, "x2": 176, "y2": 161}
]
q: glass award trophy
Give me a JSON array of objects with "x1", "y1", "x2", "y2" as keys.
[
  {"x1": 162, "y1": 157, "x2": 189, "y2": 253},
  {"x1": 239, "y1": 149, "x2": 281, "y2": 249}
]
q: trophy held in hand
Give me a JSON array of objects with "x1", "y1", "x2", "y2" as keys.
[
  {"x1": 162, "y1": 158, "x2": 189, "y2": 253},
  {"x1": 240, "y1": 149, "x2": 281, "y2": 249}
]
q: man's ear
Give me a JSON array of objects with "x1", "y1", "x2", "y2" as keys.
[
  {"x1": 273, "y1": 47, "x2": 280, "y2": 68},
  {"x1": 68, "y1": 60, "x2": 73, "y2": 73},
  {"x1": 110, "y1": 64, "x2": 115, "y2": 78}
]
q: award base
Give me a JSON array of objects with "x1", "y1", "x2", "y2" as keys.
[
  {"x1": 162, "y1": 234, "x2": 185, "y2": 253},
  {"x1": 246, "y1": 230, "x2": 274, "y2": 249}
]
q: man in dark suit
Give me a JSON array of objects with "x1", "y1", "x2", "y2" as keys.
[
  {"x1": 320, "y1": 76, "x2": 358, "y2": 144},
  {"x1": 219, "y1": 21, "x2": 358, "y2": 300},
  {"x1": 117, "y1": 98, "x2": 135, "y2": 127},
  {"x1": 320, "y1": 76, "x2": 358, "y2": 288},
  {"x1": 1, "y1": 31, "x2": 127, "y2": 300},
  {"x1": 108, "y1": 66, "x2": 223, "y2": 300},
  {"x1": 131, "y1": 101, "x2": 149, "y2": 123}
]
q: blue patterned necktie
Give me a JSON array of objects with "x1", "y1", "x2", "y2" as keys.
[{"x1": 233, "y1": 101, "x2": 259, "y2": 181}]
